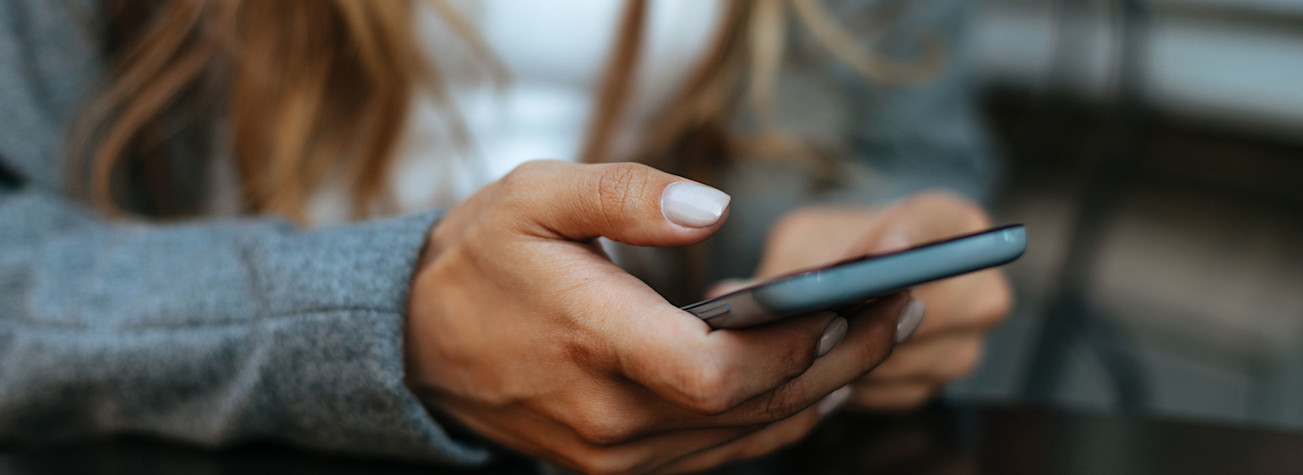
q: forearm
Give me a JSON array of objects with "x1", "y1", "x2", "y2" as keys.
[{"x1": 0, "y1": 186, "x2": 487, "y2": 464}]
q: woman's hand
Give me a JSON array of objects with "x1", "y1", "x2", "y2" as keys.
[
  {"x1": 719, "y1": 191, "x2": 1012, "y2": 412},
  {"x1": 405, "y1": 161, "x2": 908, "y2": 474}
]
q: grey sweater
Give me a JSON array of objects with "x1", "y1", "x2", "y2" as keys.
[{"x1": 0, "y1": 0, "x2": 992, "y2": 466}]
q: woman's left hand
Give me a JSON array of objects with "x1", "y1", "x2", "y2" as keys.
[{"x1": 709, "y1": 191, "x2": 1013, "y2": 411}]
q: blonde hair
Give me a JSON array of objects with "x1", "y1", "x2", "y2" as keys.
[{"x1": 71, "y1": 0, "x2": 942, "y2": 221}]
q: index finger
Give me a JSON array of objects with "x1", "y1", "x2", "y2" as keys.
[
  {"x1": 594, "y1": 282, "x2": 845, "y2": 418},
  {"x1": 662, "y1": 293, "x2": 907, "y2": 428}
]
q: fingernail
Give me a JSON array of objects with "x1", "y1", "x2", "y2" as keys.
[
  {"x1": 661, "y1": 182, "x2": 730, "y2": 228},
  {"x1": 817, "y1": 385, "x2": 852, "y2": 418},
  {"x1": 895, "y1": 299, "x2": 926, "y2": 344},
  {"x1": 871, "y1": 229, "x2": 912, "y2": 254},
  {"x1": 815, "y1": 316, "x2": 848, "y2": 358}
]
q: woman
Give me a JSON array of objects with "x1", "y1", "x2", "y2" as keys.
[{"x1": 0, "y1": 0, "x2": 1010, "y2": 473}]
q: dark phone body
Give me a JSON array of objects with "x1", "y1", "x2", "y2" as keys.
[{"x1": 682, "y1": 225, "x2": 1026, "y2": 329}]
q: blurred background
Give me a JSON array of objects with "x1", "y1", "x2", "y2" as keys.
[{"x1": 950, "y1": 0, "x2": 1303, "y2": 428}]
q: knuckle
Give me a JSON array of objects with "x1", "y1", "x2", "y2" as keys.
[
  {"x1": 573, "y1": 402, "x2": 640, "y2": 446},
  {"x1": 498, "y1": 160, "x2": 560, "y2": 197},
  {"x1": 496, "y1": 163, "x2": 537, "y2": 199},
  {"x1": 781, "y1": 339, "x2": 818, "y2": 380},
  {"x1": 501, "y1": 161, "x2": 537, "y2": 184},
  {"x1": 769, "y1": 212, "x2": 801, "y2": 239},
  {"x1": 677, "y1": 362, "x2": 737, "y2": 415},
  {"x1": 854, "y1": 323, "x2": 896, "y2": 373},
  {"x1": 595, "y1": 163, "x2": 651, "y2": 228},
  {"x1": 512, "y1": 159, "x2": 552, "y2": 175},
  {"x1": 905, "y1": 191, "x2": 991, "y2": 230},
  {"x1": 757, "y1": 381, "x2": 806, "y2": 422},
  {"x1": 952, "y1": 197, "x2": 993, "y2": 229}
]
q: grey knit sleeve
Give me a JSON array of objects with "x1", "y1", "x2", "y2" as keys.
[
  {"x1": 0, "y1": 186, "x2": 488, "y2": 464},
  {"x1": 0, "y1": 0, "x2": 487, "y2": 463}
]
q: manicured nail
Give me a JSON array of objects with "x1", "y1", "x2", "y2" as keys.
[
  {"x1": 895, "y1": 299, "x2": 926, "y2": 344},
  {"x1": 817, "y1": 386, "x2": 852, "y2": 418},
  {"x1": 661, "y1": 182, "x2": 730, "y2": 228},
  {"x1": 815, "y1": 316, "x2": 848, "y2": 358}
]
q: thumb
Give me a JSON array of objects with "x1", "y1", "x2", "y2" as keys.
[{"x1": 507, "y1": 160, "x2": 731, "y2": 246}]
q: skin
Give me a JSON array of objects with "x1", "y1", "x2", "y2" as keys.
[
  {"x1": 405, "y1": 161, "x2": 910, "y2": 474},
  {"x1": 726, "y1": 191, "x2": 1014, "y2": 410}
]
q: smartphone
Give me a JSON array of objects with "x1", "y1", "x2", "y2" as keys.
[{"x1": 682, "y1": 224, "x2": 1026, "y2": 329}]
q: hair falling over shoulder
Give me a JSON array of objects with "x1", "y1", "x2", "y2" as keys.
[
  {"x1": 70, "y1": 0, "x2": 941, "y2": 222},
  {"x1": 71, "y1": 0, "x2": 436, "y2": 220}
]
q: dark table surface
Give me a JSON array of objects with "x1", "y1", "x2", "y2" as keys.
[{"x1": 4, "y1": 403, "x2": 1302, "y2": 474}]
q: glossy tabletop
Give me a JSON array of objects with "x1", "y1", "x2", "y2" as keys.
[{"x1": 4, "y1": 403, "x2": 1301, "y2": 474}]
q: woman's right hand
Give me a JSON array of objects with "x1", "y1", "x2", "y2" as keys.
[{"x1": 404, "y1": 161, "x2": 906, "y2": 474}]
